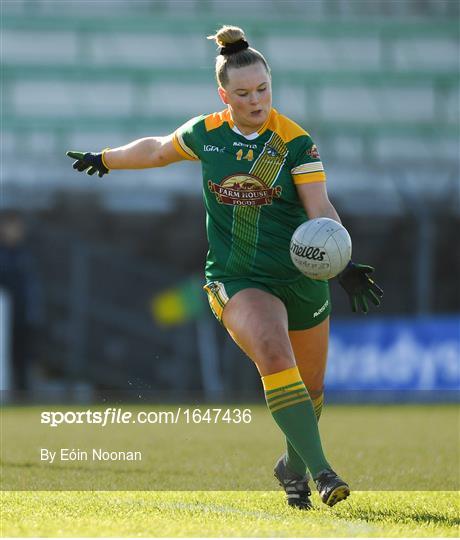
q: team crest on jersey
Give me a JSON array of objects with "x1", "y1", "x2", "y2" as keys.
[
  {"x1": 307, "y1": 145, "x2": 320, "y2": 159},
  {"x1": 208, "y1": 174, "x2": 282, "y2": 207}
]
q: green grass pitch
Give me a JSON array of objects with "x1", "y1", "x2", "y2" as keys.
[
  {"x1": 1, "y1": 404, "x2": 459, "y2": 537},
  {"x1": 3, "y1": 490, "x2": 459, "y2": 537}
]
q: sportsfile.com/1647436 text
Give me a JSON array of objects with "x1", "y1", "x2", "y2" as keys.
[{"x1": 40, "y1": 408, "x2": 253, "y2": 427}]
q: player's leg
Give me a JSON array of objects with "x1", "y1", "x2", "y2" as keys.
[
  {"x1": 266, "y1": 278, "x2": 348, "y2": 507},
  {"x1": 291, "y1": 316, "x2": 329, "y2": 397},
  {"x1": 283, "y1": 317, "x2": 329, "y2": 476},
  {"x1": 283, "y1": 318, "x2": 349, "y2": 506},
  {"x1": 273, "y1": 318, "x2": 329, "y2": 507},
  {"x1": 222, "y1": 287, "x2": 295, "y2": 375},
  {"x1": 205, "y1": 281, "x2": 349, "y2": 507},
  {"x1": 221, "y1": 288, "x2": 337, "y2": 488}
]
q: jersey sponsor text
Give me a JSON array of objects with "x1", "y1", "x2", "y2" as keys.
[{"x1": 208, "y1": 174, "x2": 282, "y2": 207}]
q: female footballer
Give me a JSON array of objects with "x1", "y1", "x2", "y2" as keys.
[{"x1": 67, "y1": 25, "x2": 383, "y2": 510}]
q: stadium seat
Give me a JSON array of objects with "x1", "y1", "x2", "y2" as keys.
[
  {"x1": 3, "y1": 30, "x2": 78, "y2": 64},
  {"x1": 2, "y1": 6, "x2": 458, "y2": 205}
]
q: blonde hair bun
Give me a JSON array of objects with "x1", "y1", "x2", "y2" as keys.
[
  {"x1": 207, "y1": 25, "x2": 247, "y2": 47},
  {"x1": 207, "y1": 24, "x2": 270, "y2": 87}
]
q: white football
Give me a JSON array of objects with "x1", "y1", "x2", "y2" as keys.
[{"x1": 290, "y1": 218, "x2": 352, "y2": 280}]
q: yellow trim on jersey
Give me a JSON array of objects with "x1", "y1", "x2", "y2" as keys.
[
  {"x1": 204, "y1": 108, "x2": 306, "y2": 144},
  {"x1": 172, "y1": 131, "x2": 199, "y2": 161},
  {"x1": 291, "y1": 161, "x2": 324, "y2": 175},
  {"x1": 293, "y1": 171, "x2": 326, "y2": 184},
  {"x1": 265, "y1": 109, "x2": 309, "y2": 143},
  {"x1": 205, "y1": 109, "x2": 233, "y2": 132},
  {"x1": 262, "y1": 366, "x2": 302, "y2": 392},
  {"x1": 249, "y1": 131, "x2": 288, "y2": 187}
]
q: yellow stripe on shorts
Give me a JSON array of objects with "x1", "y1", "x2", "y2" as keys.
[{"x1": 203, "y1": 281, "x2": 229, "y2": 321}]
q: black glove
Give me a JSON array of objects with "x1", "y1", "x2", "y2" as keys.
[
  {"x1": 338, "y1": 262, "x2": 383, "y2": 314},
  {"x1": 66, "y1": 150, "x2": 109, "y2": 178}
]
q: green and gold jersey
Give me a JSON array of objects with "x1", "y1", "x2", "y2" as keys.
[{"x1": 172, "y1": 108, "x2": 326, "y2": 284}]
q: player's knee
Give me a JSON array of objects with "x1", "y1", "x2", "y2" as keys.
[{"x1": 257, "y1": 336, "x2": 294, "y2": 373}]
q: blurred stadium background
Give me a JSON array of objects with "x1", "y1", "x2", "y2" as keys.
[{"x1": 1, "y1": 0, "x2": 459, "y2": 402}]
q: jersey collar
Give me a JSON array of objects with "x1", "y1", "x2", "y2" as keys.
[{"x1": 226, "y1": 108, "x2": 275, "y2": 140}]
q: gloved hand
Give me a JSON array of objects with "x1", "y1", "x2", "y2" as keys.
[
  {"x1": 338, "y1": 262, "x2": 383, "y2": 314},
  {"x1": 66, "y1": 150, "x2": 109, "y2": 178}
]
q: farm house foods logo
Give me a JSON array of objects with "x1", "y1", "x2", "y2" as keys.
[{"x1": 208, "y1": 174, "x2": 282, "y2": 206}]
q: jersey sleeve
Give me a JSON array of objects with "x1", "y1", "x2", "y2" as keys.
[
  {"x1": 289, "y1": 134, "x2": 326, "y2": 185},
  {"x1": 172, "y1": 116, "x2": 205, "y2": 161}
]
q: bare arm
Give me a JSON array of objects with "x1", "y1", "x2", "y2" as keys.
[
  {"x1": 295, "y1": 182, "x2": 341, "y2": 223},
  {"x1": 103, "y1": 134, "x2": 185, "y2": 169}
]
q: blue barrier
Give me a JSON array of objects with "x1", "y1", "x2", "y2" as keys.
[{"x1": 327, "y1": 316, "x2": 460, "y2": 392}]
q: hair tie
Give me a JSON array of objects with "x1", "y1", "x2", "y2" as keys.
[{"x1": 219, "y1": 39, "x2": 249, "y2": 56}]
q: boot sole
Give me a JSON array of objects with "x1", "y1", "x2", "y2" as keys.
[{"x1": 324, "y1": 484, "x2": 350, "y2": 507}]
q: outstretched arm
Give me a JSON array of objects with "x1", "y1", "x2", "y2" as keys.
[
  {"x1": 103, "y1": 134, "x2": 184, "y2": 169},
  {"x1": 67, "y1": 133, "x2": 184, "y2": 177}
]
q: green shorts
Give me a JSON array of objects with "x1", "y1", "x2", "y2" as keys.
[{"x1": 203, "y1": 276, "x2": 331, "y2": 331}]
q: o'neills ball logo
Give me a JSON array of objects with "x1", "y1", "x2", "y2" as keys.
[
  {"x1": 290, "y1": 241, "x2": 326, "y2": 261},
  {"x1": 208, "y1": 174, "x2": 282, "y2": 207}
]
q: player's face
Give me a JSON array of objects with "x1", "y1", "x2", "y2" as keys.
[{"x1": 218, "y1": 62, "x2": 272, "y2": 135}]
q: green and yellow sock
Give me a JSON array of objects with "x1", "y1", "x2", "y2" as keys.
[
  {"x1": 262, "y1": 367, "x2": 330, "y2": 477},
  {"x1": 285, "y1": 392, "x2": 324, "y2": 477}
]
